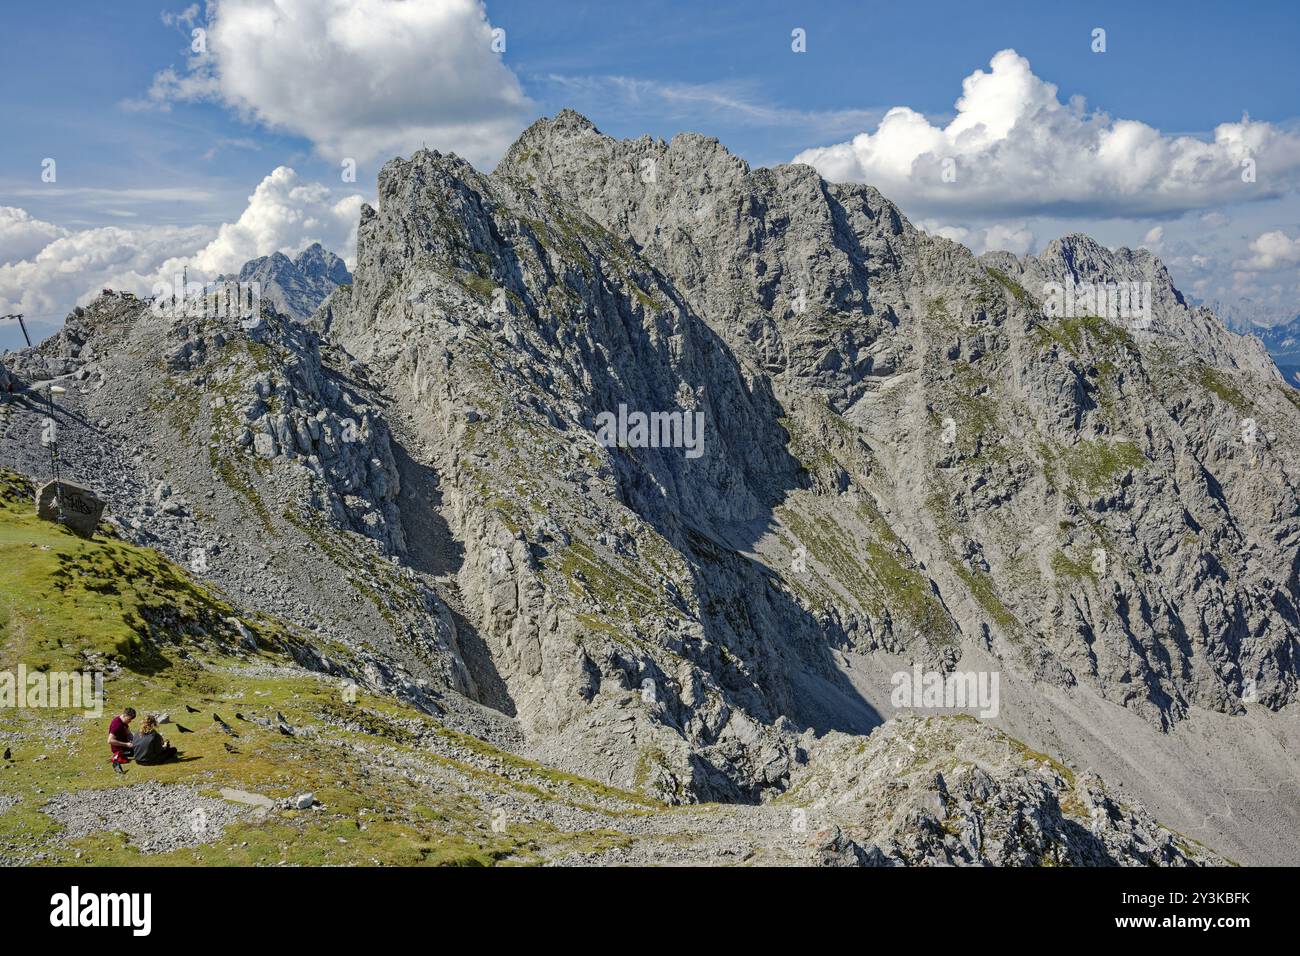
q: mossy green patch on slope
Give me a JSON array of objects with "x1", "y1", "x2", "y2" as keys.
[
  {"x1": 1059, "y1": 439, "x2": 1146, "y2": 494},
  {"x1": 777, "y1": 502, "x2": 955, "y2": 645},
  {"x1": 1050, "y1": 549, "x2": 1098, "y2": 583},
  {"x1": 1194, "y1": 364, "x2": 1251, "y2": 412},
  {"x1": 984, "y1": 267, "x2": 1028, "y2": 304},
  {"x1": 1033, "y1": 313, "x2": 1138, "y2": 359}
]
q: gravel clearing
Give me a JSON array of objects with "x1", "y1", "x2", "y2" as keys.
[
  {"x1": 1, "y1": 716, "x2": 90, "y2": 753},
  {"x1": 43, "y1": 781, "x2": 248, "y2": 854}
]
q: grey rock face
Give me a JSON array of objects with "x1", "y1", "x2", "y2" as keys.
[
  {"x1": 303, "y1": 109, "x2": 1300, "y2": 819},
  {"x1": 495, "y1": 110, "x2": 1300, "y2": 729},
  {"x1": 332, "y1": 137, "x2": 831, "y2": 801},
  {"x1": 339, "y1": 110, "x2": 1300, "y2": 833}
]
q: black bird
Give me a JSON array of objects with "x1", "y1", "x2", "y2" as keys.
[
  {"x1": 278, "y1": 723, "x2": 294, "y2": 737},
  {"x1": 223, "y1": 742, "x2": 239, "y2": 754},
  {"x1": 213, "y1": 713, "x2": 238, "y2": 737},
  {"x1": 3, "y1": 747, "x2": 10, "y2": 761},
  {"x1": 276, "y1": 711, "x2": 287, "y2": 725},
  {"x1": 185, "y1": 705, "x2": 200, "y2": 714},
  {"x1": 175, "y1": 724, "x2": 192, "y2": 734}
]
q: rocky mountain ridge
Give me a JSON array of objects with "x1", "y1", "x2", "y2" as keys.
[{"x1": 3, "y1": 111, "x2": 1298, "y2": 864}]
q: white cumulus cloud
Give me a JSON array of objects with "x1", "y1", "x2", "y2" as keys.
[
  {"x1": 793, "y1": 49, "x2": 1300, "y2": 219},
  {"x1": 0, "y1": 167, "x2": 361, "y2": 338},
  {"x1": 162, "y1": 166, "x2": 363, "y2": 279},
  {"x1": 139, "y1": 0, "x2": 532, "y2": 168},
  {"x1": 0, "y1": 208, "x2": 70, "y2": 266},
  {"x1": 0, "y1": 222, "x2": 212, "y2": 341},
  {"x1": 1236, "y1": 230, "x2": 1300, "y2": 270},
  {"x1": 918, "y1": 218, "x2": 1035, "y2": 256}
]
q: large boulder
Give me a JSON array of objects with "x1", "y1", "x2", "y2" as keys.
[{"x1": 35, "y1": 479, "x2": 105, "y2": 538}]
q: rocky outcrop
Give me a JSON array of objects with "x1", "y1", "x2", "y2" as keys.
[
  {"x1": 316, "y1": 109, "x2": 1300, "y2": 808},
  {"x1": 330, "y1": 136, "x2": 853, "y2": 800},
  {"x1": 788, "y1": 715, "x2": 1226, "y2": 866}
]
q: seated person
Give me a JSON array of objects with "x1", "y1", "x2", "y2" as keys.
[
  {"x1": 131, "y1": 715, "x2": 178, "y2": 765},
  {"x1": 108, "y1": 707, "x2": 136, "y2": 763}
]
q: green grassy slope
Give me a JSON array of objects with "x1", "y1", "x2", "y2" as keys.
[{"x1": 0, "y1": 471, "x2": 653, "y2": 866}]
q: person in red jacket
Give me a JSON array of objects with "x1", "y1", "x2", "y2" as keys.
[{"x1": 108, "y1": 707, "x2": 136, "y2": 772}]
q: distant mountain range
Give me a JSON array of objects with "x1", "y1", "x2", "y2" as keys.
[{"x1": 226, "y1": 242, "x2": 351, "y2": 321}]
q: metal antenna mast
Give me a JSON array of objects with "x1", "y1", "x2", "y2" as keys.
[
  {"x1": 45, "y1": 385, "x2": 66, "y2": 524},
  {"x1": 1, "y1": 313, "x2": 32, "y2": 347}
]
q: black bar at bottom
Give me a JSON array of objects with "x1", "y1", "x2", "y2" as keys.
[{"x1": 2, "y1": 864, "x2": 1286, "y2": 944}]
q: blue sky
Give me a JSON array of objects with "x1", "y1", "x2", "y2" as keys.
[{"x1": 3, "y1": 0, "x2": 1299, "y2": 349}]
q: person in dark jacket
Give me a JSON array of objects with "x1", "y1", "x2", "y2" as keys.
[{"x1": 131, "y1": 715, "x2": 178, "y2": 765}]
